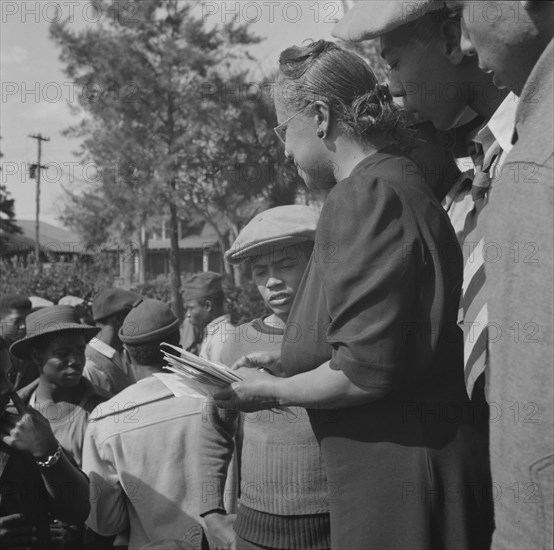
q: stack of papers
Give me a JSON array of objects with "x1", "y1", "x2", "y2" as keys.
[{"x1": 161, "y1": 342, "x2": 242, "y2": 397}]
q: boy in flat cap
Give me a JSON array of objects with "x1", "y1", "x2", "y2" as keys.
[
  {"x1": 199, "y1": 206, "x2": 330, "y2": 550},
  {"x1": 82, "y1": 298, "x2": 208, "y2": 550},
  {"x1": 182, "y1": 272, "x2": 234, "y2": 363},
  {"x1": 83, "y1": 288, "x2": 139, "y2": 395}
]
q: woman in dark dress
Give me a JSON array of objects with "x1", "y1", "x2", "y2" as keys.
[{"x1": 216, "y1": 40, "x2": 492, "y2": 550}]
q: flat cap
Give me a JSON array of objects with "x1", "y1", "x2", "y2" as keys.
[
  {"x1": 92, "y1": 288, "x2": 139, "y2": 322},
  {"x1": 0, "y1": 294, "x2": 32, "y2": 312},
  {"x1": 182, "y1": 272, "x2": 223, "y2": 302},
  {"x1": 332, "y1": 0, "x2": 444, "y2": 42},
  {"x1": 225, "y1": 205, "x2": 318, "y2": 265},
  {"x1": 119, "y1": 298, "x2": 180, "y2": 345}
]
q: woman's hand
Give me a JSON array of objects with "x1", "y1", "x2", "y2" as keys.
[
  {"x1": 214, "y1": 367, "x2": 281, "y2": 412},
  {"x1": 231, "y1": 350, "x2": 285, "y2": 377}
]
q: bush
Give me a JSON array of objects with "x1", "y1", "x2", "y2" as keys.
[{"x1": 0, "y1": 258, "x2": 116, "y2": 304}]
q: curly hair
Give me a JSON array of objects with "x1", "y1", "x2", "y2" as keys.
[{"x1": 278, "y1": 40, "x2": 412, "y2": 149}]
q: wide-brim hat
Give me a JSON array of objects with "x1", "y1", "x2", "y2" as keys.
[
  {"x1": 225, "y1": 205, "x2": 319, "y2": 265},
  {"x1": 10, "y1": 305, "x2": 98, "y2": 360},
  {"x1": 332, "y1": 0, "x2": 444, "y2": 42}
]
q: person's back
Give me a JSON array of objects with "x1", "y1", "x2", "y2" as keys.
[
  {"x1": 84, "y1": 375, "x2": 204, "y2": 549},
  {"x1": 82, "y1": 298, "x2": 206, "y2": 550}
]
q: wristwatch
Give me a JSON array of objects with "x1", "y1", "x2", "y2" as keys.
[{"x1": 35, "y1": 444, "x2": 63, "y2": 468}]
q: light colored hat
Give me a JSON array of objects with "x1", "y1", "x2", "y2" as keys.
[
  {"x1": 58, "y1": 295, "x2": 85, "y2": 307},
  {"x1": 29, "y1": 296, "x2": 54, "y2": 311},
  {"x1": 332, "y1": 0, "x2": 444, "y2": 42},
  {"x1": 225, "y1": 205, "x2": 319, "y2": 265},
  {"x1": 10, "y1": 305, "x2": 98, "y2": 359}
]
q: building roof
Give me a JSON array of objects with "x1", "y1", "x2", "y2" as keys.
[{"x1": 1, "y1": 220, "x2": 88, "y2": 256}]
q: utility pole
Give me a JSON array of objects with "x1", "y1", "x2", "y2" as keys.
[{"x1": 28, "y1": 133, "x2": 50, "y2": 268}]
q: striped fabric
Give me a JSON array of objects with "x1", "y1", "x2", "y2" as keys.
[{"x1": 462, "y1": 141, "x2": 502, "y2": 397}]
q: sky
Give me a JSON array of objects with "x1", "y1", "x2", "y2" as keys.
[{"x1": 1, "y1": 0, "x2": 342, "y2": 228}]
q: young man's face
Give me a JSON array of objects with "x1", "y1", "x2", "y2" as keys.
[
  {"x1": 33, "y1": 332, "x2": 87, "y2": 388},
  {"x1": 1, "y1": 308, "x2": 30, "y2": 342},
  {"x1": 184, "y1": 299, "x2": 212, "y2": 332},
  {"x1": 381, "y1": 21, "x2": 471, "y2": 131},
  {"x1": 251, "y1": 243, "x2": 311, "y2": 321}
]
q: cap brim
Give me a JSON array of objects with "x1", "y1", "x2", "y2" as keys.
[
  {"x1": 10, "y1": 325, "x2": 99, "y2": 360},
  {"x1": 225, "y1": 236, "x2": 312, "y2": 265}
]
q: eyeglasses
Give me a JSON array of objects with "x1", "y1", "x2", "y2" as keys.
[{"x1": 273, "y1": 102, "x2": 314, "y2": 145}]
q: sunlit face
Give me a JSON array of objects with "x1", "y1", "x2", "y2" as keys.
[
  {"x1": 381, "y1": 26, "x2": 470, "y2": 131},
  {"x1": 274, "y1": 88, "x2": 336, "y2": 190},
  {"x1": 1, "y1": 308, "x2": 30, "y2": 342},
  {"x1": 184, "y1": 299, "x2": 211, "y2": 331},
  {"x1": 34, "y1": 332, "x2": 87, "y2": 388},
  {"x1": 250, "y1": 243, "x2": 311, "y2": 321}
]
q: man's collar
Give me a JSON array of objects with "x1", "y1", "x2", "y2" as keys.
[
  {"x1": 89, "y1": 338, "x2": 117, "y2": 359},
  {"x1": 475, "y1": 92, "x2": 518, "y2": 160}
]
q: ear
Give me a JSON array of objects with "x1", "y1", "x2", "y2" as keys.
[
  {"x1": 440, "y1": 19, "x2": 464, "y2": 65},
  {"x1": 313, "y1": 101, "x2": 331, "y2": 136},
  {"x1": 203, "y1": 299, "x2": 213, "y2": 313}
]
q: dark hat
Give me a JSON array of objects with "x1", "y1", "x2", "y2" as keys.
[
  {"x1": 332, "y1": 0, "x2": 443, "y2": 42},
  {"x1": 9, "y1": 305, "x2": 98, "y2": 360},
  {"x1": 182, "y1": 272, "x2": 223, "y2": 302},
  {"x1": 92, "y1": 288, "x2": 139, "y2": 322},
  {"x1": 0, "y1": 294, "x2": 32, "y2": 313},
  {"x1": 119, "y1": 298, "x2": 180, "y2": 345},
  {"x1": 225, "y1": 205, "x2": 318, "y2": 265}
]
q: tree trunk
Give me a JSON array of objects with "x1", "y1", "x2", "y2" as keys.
[
  {"x1": 137, "y1": 226, "x2": 148, "y2": 285},
  {"x1": 168, "y1": 197, "x2": 183, "y2": 321}
]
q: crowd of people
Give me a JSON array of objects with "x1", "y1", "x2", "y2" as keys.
[{"x1": 1, "y1": 1, "x2": 552, "y2": 549}]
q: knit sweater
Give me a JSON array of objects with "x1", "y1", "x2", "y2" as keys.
[{"x1": 199, "y1": 319, "x2": 330, "y2": 549}]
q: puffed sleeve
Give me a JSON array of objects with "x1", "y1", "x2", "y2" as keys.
[{"x1": 316, "y1": 173, "x2": 423, "y2": 391}]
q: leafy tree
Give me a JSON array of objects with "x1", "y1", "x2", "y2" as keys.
[
  {"x1": 0, "y1": 139, "x2": 21, "y2": 236},
  {"x1": 51, "y1": 0, "x2": 266, "y2": 319}
]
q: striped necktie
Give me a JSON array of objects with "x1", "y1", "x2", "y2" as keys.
[{"x1": 462, "y1": 141, "x2": 502, "y2": 398}]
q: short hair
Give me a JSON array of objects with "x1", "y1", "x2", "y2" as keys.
[
  {"x1": 125, "y1": 330, "x2": 180, "y2": 366},
  {"x1": 201, "y1": 291, "x2": 225, "y2": 310},
  {"x1": 278, "y1": 40, "x2": 412, "y2": 149},
  {"x1": 0, "y1": 294, "x2": 32, "y2": 316}
]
